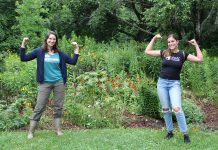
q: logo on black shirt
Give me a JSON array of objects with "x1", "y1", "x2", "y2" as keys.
[{"x1": 165, "y1": 56, "x2": 180, "y2": 61}]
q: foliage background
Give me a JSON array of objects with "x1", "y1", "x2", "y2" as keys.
[{"x1": 0, "y1": 0, "x2": 217, "y2": 130}]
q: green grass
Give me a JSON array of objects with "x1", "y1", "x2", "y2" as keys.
[{"x1": 1, "y1": 128, "x2": 218, "y2": 150}]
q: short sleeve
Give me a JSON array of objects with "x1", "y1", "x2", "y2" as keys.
[
  {"x1": 160, "y1": 50, "x2": 164, "y2": 59},
  {"x1": 184, "y1": 51, "x2": 189, "y2": 60}
]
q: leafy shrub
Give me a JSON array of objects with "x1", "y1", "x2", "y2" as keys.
[
  {"x1": 158, "y1": 98, "x2": 204, "y2": 124},
  {"x1": 181, "y1": 50, "x2": 218, "y2": 101},
  {"x1": 64, "y1": 70, "x2": 146, "y2": 128},
  {"x1": 64, "y1": 97, "x2": 124, "y2": 128},
  {"x1": 182, "y1": 99, "x2": 204, "y2": 124},
  {"x1": 67, "y1": 39, "x2": 149, "y2": 78},
  {"x1": 139, "y1": 55, "x2": 161, "y2": 81},
  {"x1": 0, "y1": 97, "x2": 32, "y2": 131},
  {"x1": 138, "y1": 83, "x2": 160, "y2": 119},
  {"x1": 0, "y1": 54, "x2": 37, "y2": 130},
  {"x1": 0, "y1": 52, "x2": 8, "y2": 73},
  {"x1": 0, "y1": 54, "x2": 37, "y2": 104}
]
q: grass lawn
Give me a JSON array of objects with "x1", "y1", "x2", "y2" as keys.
[{"x1": 1, "y1": 128, "x2": 218, "y2": 150}]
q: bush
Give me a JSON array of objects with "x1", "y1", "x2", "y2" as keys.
[
  {"x1": 182, "y1": 99, "x2": 204, "y2": 124},
  {"x1": 0, "y1": 54, "x2": 37, "y2": 104},
  {"x1": 181, "y1": 50, "x2": 218, "y2": 101},
  {"x1": 159, "y1": 99, "x2": 204, "y2": 124},
  {"x1": 64, "y1": 70, "x2": 126, "y2": 128},
  {"x1": 139, "y1": 55, "x2": 161, "y2": 81},
  {"x1": 138, "y1": 83, "x2": 160, "y2": 119},
  {"x1": 0, "y1": 54, "x2": 37, "y2": 130},
  {"x1": 0, "y1": 97, "x2": 32, "y2": 131},
  {"x1": 64, "y1": 98, "x2": 125, "y2": 128}
]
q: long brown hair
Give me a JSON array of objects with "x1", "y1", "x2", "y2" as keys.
[
  {"x1": 163, "y1": 34, "x2": 179, "y2": 57},
  {"x1": 41, "y1": 31, "x2": 59, "y2": 52}
]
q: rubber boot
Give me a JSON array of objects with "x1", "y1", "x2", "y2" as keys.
[
  {"x1": 27, "y1": 120, "x2": 38, "y2": 139},
  {"x1": 54, "y1": 118, "x2": 63, "y2": 136}
]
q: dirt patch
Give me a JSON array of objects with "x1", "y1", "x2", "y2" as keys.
[
  {"x1": 197, "y1": 100, "x2": 218, "y2": 130},
  {"x1": 18, "y1": 101, "x2": 218, "y2": 131},
  {"x1": 122, "y1": 111, "x2": 164, "y2": 129},
  {"x1": 124, "y1": 100, "x2": 218, "y2": 130}
]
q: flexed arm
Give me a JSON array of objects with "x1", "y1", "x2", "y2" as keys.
[
  {"x1": 65, "y1": 41, "x2": 80, "y2": 64},
  {"x1": 187, "y1": 39, "x2": 203, "y2": 62},
  {"x1": 20, "y1": 37, "x2": 37, "y2": 61},
  {"x1": 145, "y1": 34, "x2": 162, "y2": 57}
]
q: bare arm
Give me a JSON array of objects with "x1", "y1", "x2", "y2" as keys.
[
  {"x1": 187, "y1": 39, "x2": 203, "y2": 62},
  {"x1": 145, "y1": 34, "x2": 162, "y2": 57}
]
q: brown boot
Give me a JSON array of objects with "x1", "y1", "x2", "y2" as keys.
[
  {"x1": 27, "y1": 120, "x2": 38, "y2": 139},
  {"x1": 54, "y1": 118, "x2": 63, "y2": 136}
]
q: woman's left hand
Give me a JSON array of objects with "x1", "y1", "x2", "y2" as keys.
[
  {"x1": 188, "y1": 39, "x2": 198, "y2": 46},
  {"x1": 72, "y1": 42, "x2": 80, "y2": 54}
]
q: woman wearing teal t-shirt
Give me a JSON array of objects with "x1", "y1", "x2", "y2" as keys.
[{"x1": 20, "y1": 31, "x2": 80, "y2": 139}]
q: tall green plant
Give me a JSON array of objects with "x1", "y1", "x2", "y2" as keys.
[
  {"x1": 138, "y1": 84, "x2": 160, "y2": 119},
  {"x1": 182, "y1": 50, "x2": 218, "y2": 101},
  {"x1": 64, "y1": 70, "x2": 126, "y2": 128},
  {"x1": 0, "y1": 54, "x2": 37, "y2": 104}
]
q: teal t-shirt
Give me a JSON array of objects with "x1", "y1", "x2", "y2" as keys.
[{"x1": 44, "y1": 52, "x2": 62, "y2": 83}]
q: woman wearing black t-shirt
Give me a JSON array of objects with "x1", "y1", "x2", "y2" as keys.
[{"x1": 145, "y1": 34, "x2": 203, "y2": 144}]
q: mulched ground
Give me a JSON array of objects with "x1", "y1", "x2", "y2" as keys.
[
  {"x1": 123, "y1": 100, "x2": 218, "y2": 130},
  {"x1": 18, "y1": 100, "x2": 218, "y2": 131},
  {"x1": 197, "y1": 100, "x2": 218, "y2": 130}
]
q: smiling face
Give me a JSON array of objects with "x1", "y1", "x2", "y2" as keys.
[
  {"x1": 167, "y1": 35, "x2": 179, "y2": 51},
  {"x1": 46, "y1": 34, "x2": 56, "y2": 49}
]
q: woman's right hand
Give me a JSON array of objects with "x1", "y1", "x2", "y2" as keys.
[
  {"x1": 153, "y1": 34, "x2": 162, "y2": 40},
  {"x1": 145, "y1": 34, "x2": 162, "y2": 57},
  {"x1": 21, "y1": 37, "x2": 29, "y2": 48},
  {"x1": 188, "y1": 39, "x2": 198, "y2": 47}
]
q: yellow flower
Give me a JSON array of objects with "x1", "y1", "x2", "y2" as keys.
[
  {"x1": 25, "y1": 102, "x2": 32, "y2": 108},
  {"x1": 21, "y1": 87, "x2": 27, "y2": 91},
  {"x1": 192, "y1": 127, "x2": 200, "y2": 132},
  {"x1": 92, "y1": 53, "x2": 97, "y2": 59}
]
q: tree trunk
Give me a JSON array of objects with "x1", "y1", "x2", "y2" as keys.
[{"x1": 195, "y1": 1, "x2": 201, "y2": 41}]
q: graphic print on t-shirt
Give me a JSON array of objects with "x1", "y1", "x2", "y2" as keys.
[
  {"x1": 44, "y1": 53, "x2": 62, "y2": 82},
  {"x1": 160, "y1": 50, "x2": 188, "y2": 80},
  {"x1": 44, "y1": 53, "x2": 59, "y2": 63},
  {"x1": 165, "y1": 56, "x2": 180, "y2": 61}
]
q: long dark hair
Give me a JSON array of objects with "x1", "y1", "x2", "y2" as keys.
[
  {"x1": 41, "y1": 31, "x2": 59, "y2": 52},
  {"x1": 163, "y1": 34, "x2": 179, "y2": 57}
]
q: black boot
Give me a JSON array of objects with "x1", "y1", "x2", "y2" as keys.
[
  {"x1": 184, "y1": 134, "x2": 191, "y2": 144},
  {"x1": 165, "y1": 131, "x2": 174, "y2": 139}
]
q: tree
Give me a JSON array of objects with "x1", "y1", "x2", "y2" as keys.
[
  {"x1": 143, "y1": 0, "x2": 193, "y2": 39},
  {"x1": 0, "y1": 0, "x2": 19, "y2": 52},
  {"x1": 42, "y1": 0, "x2": 73, "y2": 38},
  {"x1": 191, "y1": 0, "x2": 218, "y2": 46},
  {"x1": 74, "y1": 0, "x2": 154, "y2": 42},
  {"x1": 13, "y1": 0, "x2": 49, "y2": 50},
  {"x1": 143, "y1": 0, "x2": 218, "y2": 47}
]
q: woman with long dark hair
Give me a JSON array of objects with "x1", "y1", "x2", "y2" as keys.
[{"x1": 20, "y1": 31, "x2": 80, "y2": 139}]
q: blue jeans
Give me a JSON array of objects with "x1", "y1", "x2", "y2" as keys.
[{"x1": 157, "y1": 77, "x2": 187, "y2": 133}]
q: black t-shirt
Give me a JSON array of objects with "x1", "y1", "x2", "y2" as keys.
[{"x1": 159, "y1": 50, "x2": 189, "y2": 80}]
